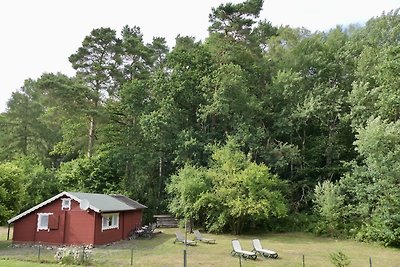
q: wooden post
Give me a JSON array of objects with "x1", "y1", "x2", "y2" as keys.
[
  {"x1": 302, "y1": 254, "x2": 305, "y2": 267},
  {"x1": 184, "y1": 219, "x2": 187, "y2": 267},
  {"x1": 82, "y1": 246, "x2": 85, "y2": 263},
  {"x1": 131, "y1": 247, "x2": 134, "y2": 266},
  {"x1": 38, "y1": 243, "x2": 41, "y2": 262},
  {"x1": 7, "y1": 224, "x2": 10, "y2": 240}
]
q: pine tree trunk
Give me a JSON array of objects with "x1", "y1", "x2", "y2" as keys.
[{"x1": 87, "y1": 115, "x2": 96, "y2": 158}]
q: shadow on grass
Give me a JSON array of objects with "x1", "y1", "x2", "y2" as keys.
[
  {"x1": 0, "y1": 241, "x2": 11, "y2": 250},
  {"x1": 94, "y1": 230, "x2": 175, "y2": 251}
]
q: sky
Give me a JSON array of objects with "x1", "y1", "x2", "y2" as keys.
[{"x1": 0, "y1": 0, "x2": 399, "y2": 112}]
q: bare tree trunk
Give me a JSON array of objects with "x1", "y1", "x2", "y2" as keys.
[
  {"x1": 22, "y1": 124, "x2": 28, "y2": 156},
  {"x1": 87, "y1": 115, "x2": 96, "y2": 158},
  {"x1": 290, "y1": 133, "x2": 294, "y2": 179},
  {"x1": 159, "y1": 154, "x2": 162, "y2": 179},
  {"x1": 156, "y1": 152, "x2": 163, "y2": 200},
  {"x1": 326, "y1": 122, "x2": 336, "y2": 167}
]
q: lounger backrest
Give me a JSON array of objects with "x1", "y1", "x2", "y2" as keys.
[
  {"x1": 194, "y1": 230, "x2": 202, "y2": 239},
  {"x1": 252, "y1": 239, "x2": 262, "y2": 250},
  {"x1": 232, "y1": 239, "x2": 242, "y2": 251},
  {"x1": 176, "y1": 231, "x2": 185, "y2": 241}
]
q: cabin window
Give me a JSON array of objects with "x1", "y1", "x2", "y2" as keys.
[
  {"x1": 37, "y1": 213, "x2": 53, "y2": 231},
  {"x1": 61, "y1": 198, "x2": 71, "y2": 210},
  {"x1": 101, "y1": 213, "x2": 119, "y2": 231}
]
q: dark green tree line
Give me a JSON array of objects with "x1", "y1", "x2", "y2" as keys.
[{"x1": 1, "y1": 0, "x2": 399, "y2": 245}]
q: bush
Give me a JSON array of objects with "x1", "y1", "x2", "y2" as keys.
[
  {"x1": 54, "y1": 246, "x2": 92, "y2": 265},
  {"x1": 330, "y1": 251, "x2": 351, "y2": 267},
  {"x1": 313, "y1": 181, "x2": 344, "y2": 236},
  {"x1": 259, "y1": 212, "x2": 316, "y2": 232}
]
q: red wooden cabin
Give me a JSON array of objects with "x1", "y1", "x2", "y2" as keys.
[{"x1": 7, "y1": 192, "x2": 147, "y2": 246}]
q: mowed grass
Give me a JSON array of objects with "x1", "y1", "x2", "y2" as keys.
[
  {"x1": 0, "y1": 260, "x2": 60, "y2": 267},
  {"x1": 1, "y1": 227, "x2": 400, "y2": 266}
]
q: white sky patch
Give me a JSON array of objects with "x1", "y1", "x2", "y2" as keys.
[
  {"x1": 1, "y1": 0, "x2": 399, "y2": 112},
  {"x1": 263, "y1": 0, "x2": 399, "y2": 31}
]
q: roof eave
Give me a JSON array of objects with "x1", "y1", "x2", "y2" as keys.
[
  {"x1": 7, "y1": 191, "x2": 101, "y2": 224},
  {"x1": 8, "y1": 191, "x2": 69, "y2": 224}
]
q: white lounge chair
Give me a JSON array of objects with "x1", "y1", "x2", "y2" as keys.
[
  {"x1": 173, "y1": 230, "x2": 197, "y2": 246},
  {"x1": 252, "y1": 239, "x2": 278, "y2": 258},
  {"x1": 231, "y1": 239, "x2": 257, "y2": 260},
  {"x1": 193, "y1": 230, "x2": 216, "y2": 244}
]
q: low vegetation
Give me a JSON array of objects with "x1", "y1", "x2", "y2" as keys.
[{"x1": 1, "y1": 227, "x2": 399, "y2": 267}]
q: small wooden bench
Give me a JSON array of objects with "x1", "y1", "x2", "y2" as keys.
[{"x1": 153, "y1": 215, "x2": 178, "y2": 228}]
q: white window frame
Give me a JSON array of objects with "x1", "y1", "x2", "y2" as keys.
[
  {"x1": 37, "y1": 213, "x2": 53, "y2": 231},
  {"x1": 61, "y1": 198, "x2": 71, "y2": 210},
  {"x1": 101, "y1": 213, "x2": 119, "y2": 231}
]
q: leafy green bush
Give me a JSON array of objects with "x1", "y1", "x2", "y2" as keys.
[
  {"x1": 167, "y1": 138, "x2": 288, "y2": 234},
  {"x1": 313, "y1": 180, "x2": 344, "y2": 236},
  {"x1": 0, "y1": 162, "x2": 23, "y2": 224},
  {"x1": 261, "y1": 212, "x2": 316, "y2": 232},
  {"x1": 330, "y1": 251, "x2": 351, "y2": 267},
  {"x1": 335, "y1": 118, "x2": 400, "y2": 246}
]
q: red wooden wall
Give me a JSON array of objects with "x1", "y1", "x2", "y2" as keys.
[
  {"x1": 12, "y1": 196, "x2": 144, "y2": 246},
  {"x1": 63, "y1": 200, "x2": 95, "y2": 245},
  {"x1": 93, "y1": 209, "x2": 143, "y2": 245}
]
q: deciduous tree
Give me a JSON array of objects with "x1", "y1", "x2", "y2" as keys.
[{"x1": 167, "y1": 138, "x2": 288, "y2": 234}]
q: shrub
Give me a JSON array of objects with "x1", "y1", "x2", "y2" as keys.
[
  {"x1": 54, "y1": 246, "x2": 92, "y2": 265},
  {"x1": 330, "y1": 250, "x2": 351, "y2": 267},
  {"x1": 313, "y1": 180, "x2": 344, "y2": 236}
]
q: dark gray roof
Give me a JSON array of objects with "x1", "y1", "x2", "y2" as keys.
[
  {"x1": 68, "y1": 192, "x2": 147, "y2": 212},
  {"x1": 8, "y1": 191, "x2": 147, "y2": 224},
  {"x1": 111, "y1": 194, "x2": 147, "y2": 209}
]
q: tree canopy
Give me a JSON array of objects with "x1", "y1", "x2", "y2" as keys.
[
  {"x1": 167, "y1": 138, "x2": 288, "y2": 234},
  {"x1": 1, "y1": 1, "x2": 400, "y2": 246}
]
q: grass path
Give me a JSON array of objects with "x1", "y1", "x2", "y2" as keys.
[{"x1": 1, "y1": 227, "x2": 400, "y2": 266}]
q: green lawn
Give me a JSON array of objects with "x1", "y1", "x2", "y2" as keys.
[
  {"x1": 0, "y1": 260, "x2": 60, "y2": 267},
  {"x1": 1, "y1": 227, "x2": 400, "y2": 266}
]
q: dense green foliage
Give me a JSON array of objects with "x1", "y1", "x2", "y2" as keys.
[
  {"x1": 167, "y1": 138, "x2": 288, "y2": 234},
  {"x1": 1, "y1": 0, "x2": 399, "y2": 245},
  {"x1": 330, "y1": 251, "x2": 351, "y2": 267},
  {"x1": 0, "y1": 163, "x2": 23, "y2": 224},
  {"x1": 314, "y1": 117, "x2": 400, "y2": 246}
]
